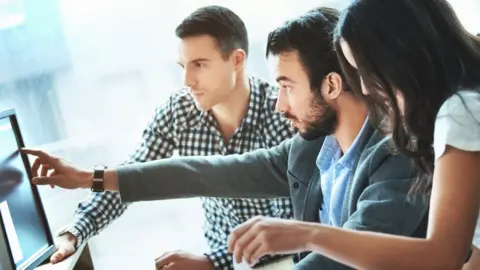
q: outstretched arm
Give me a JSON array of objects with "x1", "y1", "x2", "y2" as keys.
[{"x1": 24, "y1": 138, "x2": 293, "y2": 202}]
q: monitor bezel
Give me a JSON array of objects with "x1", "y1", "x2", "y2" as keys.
[{"x1": 0, "y1": 108, "x2": 56, "y2": 270}]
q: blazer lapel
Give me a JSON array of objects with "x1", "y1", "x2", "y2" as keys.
[
  {"x1": 340, "y1": 122, "x2": 380, "y2": 225},
  {"x1": 302, "y1": 168, "x2": 323, "y2": 222}
]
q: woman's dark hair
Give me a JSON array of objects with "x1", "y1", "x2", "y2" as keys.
[{"x1": 334, "y1": 0, "x2": 480, "y2": 193}]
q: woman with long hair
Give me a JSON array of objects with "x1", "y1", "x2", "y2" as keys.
[{"x1": 330, "y1": 0, "x2": 480, "y2": 268}]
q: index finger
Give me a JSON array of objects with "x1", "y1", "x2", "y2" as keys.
[{"x1": 21, "y1": 148, "x2": 47, "y2": 158}]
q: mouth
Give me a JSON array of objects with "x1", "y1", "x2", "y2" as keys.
[{"x1": 190, "y1": 92, "x2": 204, "y2": 99}]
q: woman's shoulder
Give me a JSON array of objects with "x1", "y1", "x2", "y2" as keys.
[
  {"x1": 437, "y1": 90, "x2": 480, "y2": 118},
  {"x1": 434, "y1": 89, "x2": 480, "y2": 161}
]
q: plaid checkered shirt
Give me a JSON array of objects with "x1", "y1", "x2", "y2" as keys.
[{"x1": 64, "y1": 76, "x2": 295, "y2": 269}]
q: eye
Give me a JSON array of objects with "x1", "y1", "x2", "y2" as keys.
[
  {"x1": 281, "y1": 84, "x2": 292, "y2": 92},
  {"x1": 194, "y1": 62, "x2": 205, "y2": 68}
]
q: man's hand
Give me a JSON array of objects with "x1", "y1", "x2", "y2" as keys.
[
  {"x1": 22, "y1": 148, "x2": 92, "y2": 189},
  {"x1": 154, "y1": 251, "x2": 214, "y2": 270},
  {"x1": 228, "y1": 216, "x2": 316, "y2": 266},
  {"x1": 50, "y1": 233, "x2": 77, "y2": 264}
]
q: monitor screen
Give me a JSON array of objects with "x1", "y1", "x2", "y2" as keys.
[{"x1": 0, "y1": 109, "x2": 55, "y2": 270}]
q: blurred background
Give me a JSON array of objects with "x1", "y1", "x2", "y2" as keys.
[{"x1": 0, "y1": 0, "x2": 479, "y2": 269}]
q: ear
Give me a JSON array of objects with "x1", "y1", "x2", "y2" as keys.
[
  {"x1": 324, "y1": 72, "x2": 343, "y2": 99},
  {"x1": 232, "y1": 49, "x2": 247, "y2": 71}
]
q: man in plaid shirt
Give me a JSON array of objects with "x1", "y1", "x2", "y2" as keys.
[{"x1": 51, "y1": 5, "x2": 295, "y2": 270}]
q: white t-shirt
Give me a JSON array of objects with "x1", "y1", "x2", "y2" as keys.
[{"x1": 433, "y1": 90, "x2": 480, "y2": 247}]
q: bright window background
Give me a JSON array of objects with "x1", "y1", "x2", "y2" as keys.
[{"x1": 0, "y1": 0, "x2": 478, "y2": 269}]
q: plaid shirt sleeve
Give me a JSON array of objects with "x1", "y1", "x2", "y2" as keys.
[
  {"x1": 64, "y1": 100, "x2": 177, "y2": 246},
  {"x1": 205, "y1": 246, "x2": 234, "y2": 270}
]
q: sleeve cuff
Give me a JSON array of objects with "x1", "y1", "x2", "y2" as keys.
[
  {"x1": 56, "y1": 224, "x2": 85, "y2": 249},
  {"x1": 67, "y1": 226, "x2": 85, "y2": 248},
  {"x1": 205, "y1": 246, "x2": 234, "y2": 270}
]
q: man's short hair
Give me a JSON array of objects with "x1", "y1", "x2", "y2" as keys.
[
  {"x1": 175, "y1": 5, "x2": 249, "y2": 59},
  {"x1": 266, "y1": 7, "x2": 348, "y2": 92}
]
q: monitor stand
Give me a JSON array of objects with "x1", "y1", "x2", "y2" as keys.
[{"x1": 35, "y1": 243, "x2": 93, "y2": 270}]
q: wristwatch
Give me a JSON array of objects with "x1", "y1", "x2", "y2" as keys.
[{"x1": 91, "y1": 164, "x2": 107, "y2": 192}]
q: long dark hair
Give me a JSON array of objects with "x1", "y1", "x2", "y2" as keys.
[{"x1": 335, "y1": 0, "x2": 480, "y2": 193}]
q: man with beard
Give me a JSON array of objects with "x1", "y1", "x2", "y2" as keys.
[{"x1": 24, "y1": 8, "x2": 428, "y2": 270}]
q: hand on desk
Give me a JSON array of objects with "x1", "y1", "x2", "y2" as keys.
[
  {"x1": 228, "y1": 216, "x2": 316, "y2": 266},
  {"x1": 155, "y1": 250, "x2": 214, "y2": 270},
  {"x1": 50, "y1": 233, "x2": 77, "y2": 264}
]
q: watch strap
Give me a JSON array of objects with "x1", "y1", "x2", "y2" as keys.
[{"x1": 91, "y1": 165, "x2": 107, "y2": 192}]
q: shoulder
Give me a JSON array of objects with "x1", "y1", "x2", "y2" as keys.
[
  {"x1": 437, "y1": 90, "x2": 480, "y2": 120},
  {"x1": 287, "y1": 134, "x2": 325, "y2": 178},
  {"x1": 434, "y1": 90, "x2": 480, "y2": 161},
  {"x1": 359, "y1": 129, "x2": 417, "y2": 182}
]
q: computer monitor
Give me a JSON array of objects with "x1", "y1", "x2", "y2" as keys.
[{"x1": 0, "y1": 109, "x2": 55, "y2": 270}]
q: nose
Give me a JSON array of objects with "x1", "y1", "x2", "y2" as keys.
[
  {"x1": 275, "y1": 88, "x2": 289, "y2": 113},
  {"x1": 183, "y1": 69, "x2": 196, "y2": 88}
]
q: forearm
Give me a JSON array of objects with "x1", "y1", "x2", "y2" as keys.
[
  {"x1": 65, "y1": 191, "x2": 128, "y2": 245},
  {"x1": 307, "y1": 225, "x2": 463, "y2": 270}
]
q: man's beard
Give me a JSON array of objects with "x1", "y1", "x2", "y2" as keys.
[{"x1": 286, "y1": 94, "x2": 338, "y2": 141}]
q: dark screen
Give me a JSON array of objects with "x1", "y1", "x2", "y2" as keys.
[{"x1": 0, "y1": 116, "x2": 50, "y2": 269}]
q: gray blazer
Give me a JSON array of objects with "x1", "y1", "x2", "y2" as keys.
[{"x1": 117, "y1": 123, "x2": 429, "y2": 270}]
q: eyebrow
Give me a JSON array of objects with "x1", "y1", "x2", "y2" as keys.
[
  {"x1": 276, "y1": 76, "x2": 296, "y2": 84},
  {"x1": 177, "y1": 58, "x2": 211, "y2": 67}
]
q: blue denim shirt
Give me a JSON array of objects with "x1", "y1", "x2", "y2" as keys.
[{"x1": 317, "y1": 119, "x2": 369, "y2": 226}]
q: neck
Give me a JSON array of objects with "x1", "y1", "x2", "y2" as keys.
[
  {"x1": 333, "y1": 96, "x2": 369, "y2": 154},
  {"x1": 211, "y1": 73, "x2": 250, "y2": 140}
]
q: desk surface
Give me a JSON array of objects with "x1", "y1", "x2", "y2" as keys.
[{"x1": 36, "y1": 243, "x2": 89, "y2": 270}]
